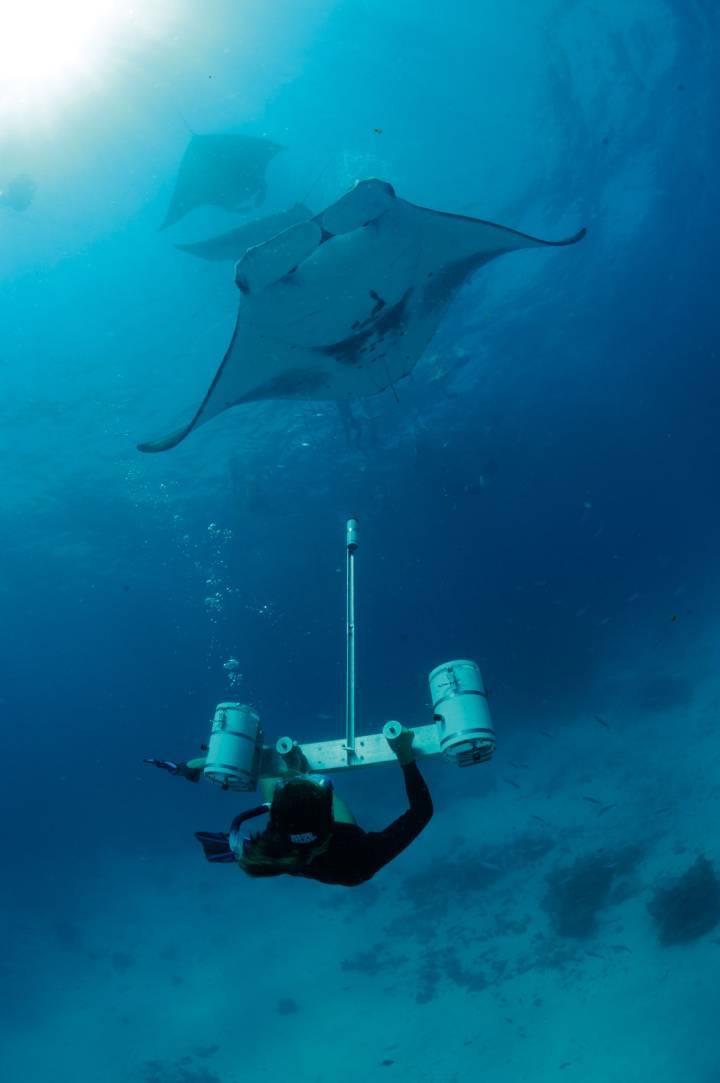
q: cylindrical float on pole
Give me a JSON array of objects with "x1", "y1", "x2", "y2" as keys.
[
  {"x1": 203, "y1": 703, "x2": 262, "y2": 790},
  {"x1": 428, "y1": 660, "x2": 496, "y2": 766}
]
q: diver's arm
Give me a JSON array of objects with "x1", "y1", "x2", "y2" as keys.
[{"x1": 364, "y1": 756, "x2": 433, "y2": 873}]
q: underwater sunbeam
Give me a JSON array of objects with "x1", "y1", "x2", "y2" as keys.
[{"x1": 0, "y1": 0, "x2": 171, "y2": 116}]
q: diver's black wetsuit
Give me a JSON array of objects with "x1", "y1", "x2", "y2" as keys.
[{"x1": 198, "y1": 761, "x2": 433, "y2": 887}]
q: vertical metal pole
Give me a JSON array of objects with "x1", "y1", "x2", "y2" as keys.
[{"x1": 345, "y1": 518, "x2": 359, "y2": 757}]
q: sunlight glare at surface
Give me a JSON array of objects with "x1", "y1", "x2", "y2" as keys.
[{"x1": 0, "y1": 0, "x2": 170, "y2": 115}]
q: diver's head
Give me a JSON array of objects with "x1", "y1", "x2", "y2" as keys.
[{"x1": 269, "y1": 775, "x2": 334, "y2": 849}]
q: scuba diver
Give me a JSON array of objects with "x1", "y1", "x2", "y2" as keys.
[{"x1": 145, "y1": 726, "x2": 433, "y2": 887}]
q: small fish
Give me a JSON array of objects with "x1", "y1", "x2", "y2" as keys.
[
  {"x1": 582, "y1": 796, "x2": 603, "y2": 805},
  {"x1": 373, "y1": 127, "x2": 383, "y2": 134},
  {"x1": 593, "y1": 714, "x2": 609, "y2": 728},
  {"x1": 538, "y1": 730, "x2": 554, "y2": 739},
  {"x1": 504, "y1": 777, "x2": 521, "y2": 790},
  {"x1": 597, "y1": 803, "x2": 617, "y2": 816},
  {"x1": 610, "y1": 944, "x2": 632, "y2": 953},
  {"x1": 531, "y1": 814, "x2": 550, "y2": 827}
]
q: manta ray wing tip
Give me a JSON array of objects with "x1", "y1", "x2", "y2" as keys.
[{"x1": 137, "y1": 423, "x2": 192, "y2": 453}]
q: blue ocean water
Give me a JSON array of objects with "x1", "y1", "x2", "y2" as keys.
[{"x1": 1, "y1": 1, "x2": 719, "y2": 1080}]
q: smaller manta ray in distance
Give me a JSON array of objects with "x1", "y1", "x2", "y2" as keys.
[
  {"x1": 160, "y1": 132, "x2": 284, "y2": 230},
  {"x1": 139, "y1": 179, "x2": 585, "y2": 452},
  {"x1": 174, "y1": 204, "x2": 312, "y2": 261}
]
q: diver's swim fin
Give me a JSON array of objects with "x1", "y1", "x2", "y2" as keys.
[
  {"x1": 195, "y1": 831, "x2": 235, "y2": 863},
  {"x1": 196, "y1": 803, "x2": 270, "y2": 864}
]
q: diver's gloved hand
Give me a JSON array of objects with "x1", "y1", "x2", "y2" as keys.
[
  {"x1": 144, "y1": 757, "x2": 181, "y2": 775},
  {"x1": 386, "y1": 726, "x2": 416, "y2": 766}
]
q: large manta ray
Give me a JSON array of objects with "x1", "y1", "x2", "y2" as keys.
[
  {"x1": 160, "y1": 132, "x2": 283, "y2": 229},
  {"x1": 140, "y1": 179, "x2": 585, "y2": 452}
]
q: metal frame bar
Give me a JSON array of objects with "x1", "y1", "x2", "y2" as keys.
[
  {"x1": 345, "y1": 518, "x2": 358, "y2": 760},
  {"x1": 263, "y1": 722, "x2": 441, "y2": 780}
]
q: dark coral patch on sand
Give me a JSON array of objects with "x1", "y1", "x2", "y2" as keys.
[
  {"x1": 648, "y1": 855, "x2": 720, "y2": 945},
  {"x1": 542, "y1": 844, "x2": 645, "y2": 938}
]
